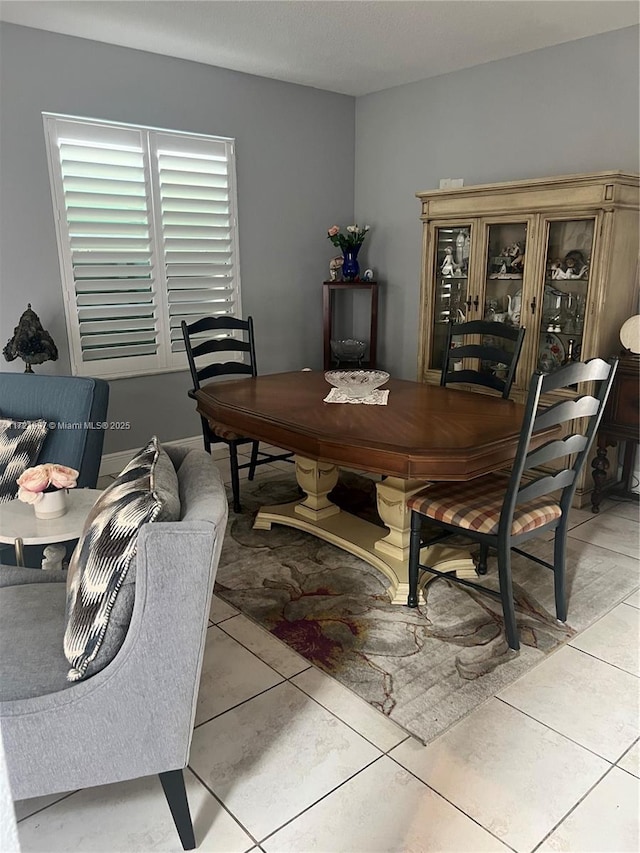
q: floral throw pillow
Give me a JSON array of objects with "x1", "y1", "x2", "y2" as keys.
[
  {"x1": 0, "y1": 416, "x2": 49, "y2": 504},
  {"x1": 63, "y1": 436, "x2": 179, "y2": 682}
]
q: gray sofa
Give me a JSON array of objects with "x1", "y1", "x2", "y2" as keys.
[{"x1": 0, "y1": 444, "x2": 229, "y2": 850}]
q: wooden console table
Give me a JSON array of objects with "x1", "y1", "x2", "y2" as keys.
[
  {"x1": 591, "y1": 352, "x2": 640, "y2": 512},
  {"x1": 323, "y1": 281, "x2": 378, "y2": 370}
]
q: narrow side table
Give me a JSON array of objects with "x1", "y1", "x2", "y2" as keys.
[
  {"x1": 0, "y1": 489, "x2": 103, "y2": 567},
  {"x1": 323, "y1": 281, "x2": 379, "y2": 370}
]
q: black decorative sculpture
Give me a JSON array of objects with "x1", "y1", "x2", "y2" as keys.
[{"x1": 3, "y1": 304, "x2": 58, "y2": 373}]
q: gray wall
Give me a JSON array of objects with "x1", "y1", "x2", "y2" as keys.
[
  {"x1": 355, "y1": 26, "x2": 640, "y2": 380},
  {"x1": 2, "y1": 24, "x2": 638, "y2": 458},
  {"x1": 0, "y1": 23, "x2": 355, "y2": 453}
]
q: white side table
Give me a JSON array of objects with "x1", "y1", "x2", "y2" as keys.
[{"x1": 0, "y1": 489, "x2": 103, "y2": 568}]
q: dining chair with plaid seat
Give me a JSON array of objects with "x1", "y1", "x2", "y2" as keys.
[
  {"x1": 407, "y1": 357, "x2": 618, "y2": 650},
  {"x1": 182, "y1": 315, "x2": 293, "y2": 513}
]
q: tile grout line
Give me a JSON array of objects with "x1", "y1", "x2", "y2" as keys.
[
  {"x1": 529, "y1": 763, "x2": 621, "y2": 853},
  {"x1": 254, "y1": 754, "x2": 387, "y2": 849},
  {"x1": 214, "y1": 618, "x2": 411, "y2": 754},
  {"x1": 383, "y1": 749, "x2": 521, "y2": 853},
  {"x1": 186, "y1": 765, "x2": 260, "y2": 851},
  {"x1": 493, "y1": 695, "x2": 632, "y2": 766},
  {"x1": 15, "y1": 790, "x2": 77, "y2": 825}
]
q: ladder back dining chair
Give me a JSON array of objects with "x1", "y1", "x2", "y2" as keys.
[
  {"x1": 441, "y1": 319, "x2": 526, "y2": 399},
  {"x1": 182, "y1": 315, "x2": 293, "y2": 512},
  {"x1": 407, "y1": 357, "x2": 618, "y2": 650}
]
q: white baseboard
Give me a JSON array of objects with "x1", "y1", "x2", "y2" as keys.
[{"x1": 99, "y1": 436, "x2": 228, "y2": 476}]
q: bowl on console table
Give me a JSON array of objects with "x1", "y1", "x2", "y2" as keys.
[
  {"x1": 330, "y1": 338, "x2": 367, "y2": 364},
  {"x1": 324, "y1": 369, "x2": 390, "y2": 399}
]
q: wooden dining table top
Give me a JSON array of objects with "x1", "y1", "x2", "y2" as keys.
[{"x1": 194, "y1": 370, "x2": 552, "y2": 481}]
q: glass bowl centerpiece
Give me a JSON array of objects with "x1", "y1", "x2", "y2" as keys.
[{"x1": 324, "y1": 369, "x2": 390, "y2": 399}]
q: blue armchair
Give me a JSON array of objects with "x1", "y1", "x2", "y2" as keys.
[
  {"x1": 0, "y1": 373, "x2": 110, "y2": 488},
  {"x1": 0, "y1": 373, "x2": 109, "y2": 566}
]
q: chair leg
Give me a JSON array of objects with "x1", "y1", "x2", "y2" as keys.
[
  {"x1": 228, "y1": 444, "x2": 242, "y2": 513},
  {"x1": 476, "y1": 543, "x2": 489, "y2": 575},
  {"x1": 407, "y1": 511, "x2": 422, "y2": 608},
  {"x1": 200, "y1": 418, "x2": 211, "y2": 455},
  {"x1": 248, "y1": 440, "x2": 259, "y2": 480},
  {"x1": 497, "y1": 541, "x2": 519, "y2": 651},
  {"x1": 159, "y1": 769, "x2": 196, "y2": 851},
  {"x1": 553, "y1": 523, "x2": 568, "y2": 623}
]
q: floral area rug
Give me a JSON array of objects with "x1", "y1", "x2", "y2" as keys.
[{"x1": 215, "y1": 470, "x2": 636, "y2": 744}]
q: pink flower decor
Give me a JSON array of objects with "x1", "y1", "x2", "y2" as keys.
[
  {"x1": 17, "y1": 463, "x2": 79, "y2": 504},
  {"x1": 327, "y1": 223, "x2": 370, "y2": 250},
  {"x1": 49, "y1": 464, "x2": 79, "y2": 489}
]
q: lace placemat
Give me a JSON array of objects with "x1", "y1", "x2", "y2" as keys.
[{"x1": 323, "y1": 388, "x2": 389, "y2": 405}]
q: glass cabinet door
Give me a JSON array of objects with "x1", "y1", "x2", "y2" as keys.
[
  {"x1": 477, "y1": 221, "x2": 529, "y2": 379},
  {"x1": 430, "y1": 225, "x2": 471, "y2": 370},
  {"x1": 537, "y1": 218, "x2": 594, "y2": 372},
  {"x1": 483, "y1": 221, "x2": 528, "y2": 322}
]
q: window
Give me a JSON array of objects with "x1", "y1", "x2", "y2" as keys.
[{"x1": 43, "y1": 114, "x2": 242, "y2": 378}]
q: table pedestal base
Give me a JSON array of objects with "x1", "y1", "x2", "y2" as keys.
[{"x1": 253, "y1": 456, "x2": 477, "y2": 604}]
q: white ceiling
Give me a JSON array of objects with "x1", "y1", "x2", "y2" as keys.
[{"x1": 1, "y1": 1, "x2": 638, "y2": 96}]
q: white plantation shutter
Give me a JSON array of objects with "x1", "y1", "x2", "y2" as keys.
[
  {"x1": 154, "y1": 133, "x2": 238, "y2": 363},
  {"x1": 43, "y1": 115, "x2": 241, "y2": 378}
]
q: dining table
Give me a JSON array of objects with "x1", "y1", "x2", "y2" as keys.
[{"x1": 194, "y1": 370, "x2": 555, "y2": 604}]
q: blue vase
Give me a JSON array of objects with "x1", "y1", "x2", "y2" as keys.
[{"x1": 342, "y1": 246, "x2": 361, "y2": 281}]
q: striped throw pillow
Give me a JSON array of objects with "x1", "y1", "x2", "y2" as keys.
[
  {"x1": 0, "y1": 417, "x2": 49, "y2": 503},
  {"x1": 63, "y1": 436, "x2": 178, "y2": 681}
]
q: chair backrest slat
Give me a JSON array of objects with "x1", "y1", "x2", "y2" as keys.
[
  {"x1": 534, "y1": 396, "x2": 600, "y2": 431},
  {"x1": 517, "y1": 470, "x2": 576, "y2": 504},
  {"x1": 442, "y1": 369, "x2": 506, "y2": 394},
  {"x1": 441, "y1": 319, "x2": 526, "y2": 399},
  {"x1": 197, "y1": 361, "x2": 254, "y2": 383},
  {"x1": 525, "y1": 434, "x2": 588, "y2": 469},
  {"x1": 448, "y1": 319, "x2": 523, "y2": 341},
  {"x1": 541, "y1": 358, "x2": 612, "y2": 392},
  {"x1": 185, "y1": 315, "x2": 250, "y2": 336},
  {"x1": 191, "y1": 338, "x2": 251, "y2": 360},
  {"x1": 445, "y1": 344, "x2": 514, "y2": 364}
]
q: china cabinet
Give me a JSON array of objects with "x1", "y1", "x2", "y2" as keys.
[
  {"x1": 416, "y1": 171, "x2": 639, "y2": 506},
  {"x1": 323, "y1": 281, "x2": 378, "y2": 370}
]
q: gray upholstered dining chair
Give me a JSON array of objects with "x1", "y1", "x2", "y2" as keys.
[
  {"x1": 407, "y1": 358, "x2": 618, "y2": 650},
  {"x1": 0, "y1": 443, "x2": 228, "y2": 850}
]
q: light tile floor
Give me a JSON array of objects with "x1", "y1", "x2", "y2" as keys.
[{"x1": 17, "y1": 449, "x2": 640, "y2": 852}]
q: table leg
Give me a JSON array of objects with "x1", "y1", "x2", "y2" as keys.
[
  {"x1": 591, "y1": 436, "x2": 610, "y2": 514},
  {"x1": 253, "y1": 457, "x2": 477, "y2": 605},
  {"x1": 374, "y1": 477, "x2": 427, "y2": 561},
  {"x1": 14, "y1": 538, "x2": 25, "y2": 567},
  {"x1": 293, "y1": 457, "x2": 340, "y2": 521}
]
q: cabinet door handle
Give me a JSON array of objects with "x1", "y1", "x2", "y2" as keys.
[
  {"x1": 530, "y1": 297, "x2": 537, "y2": 315},
  {"x1": 465, "y1": 297, "x2": 472, "y2": 311},
  {"x1": 473, "y1": 295, "x2": 479, "y2": 310}
]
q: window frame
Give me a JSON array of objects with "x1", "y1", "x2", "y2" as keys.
[{"x1": 43, "y1": 112, "x2": 243, "y2": 379}]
